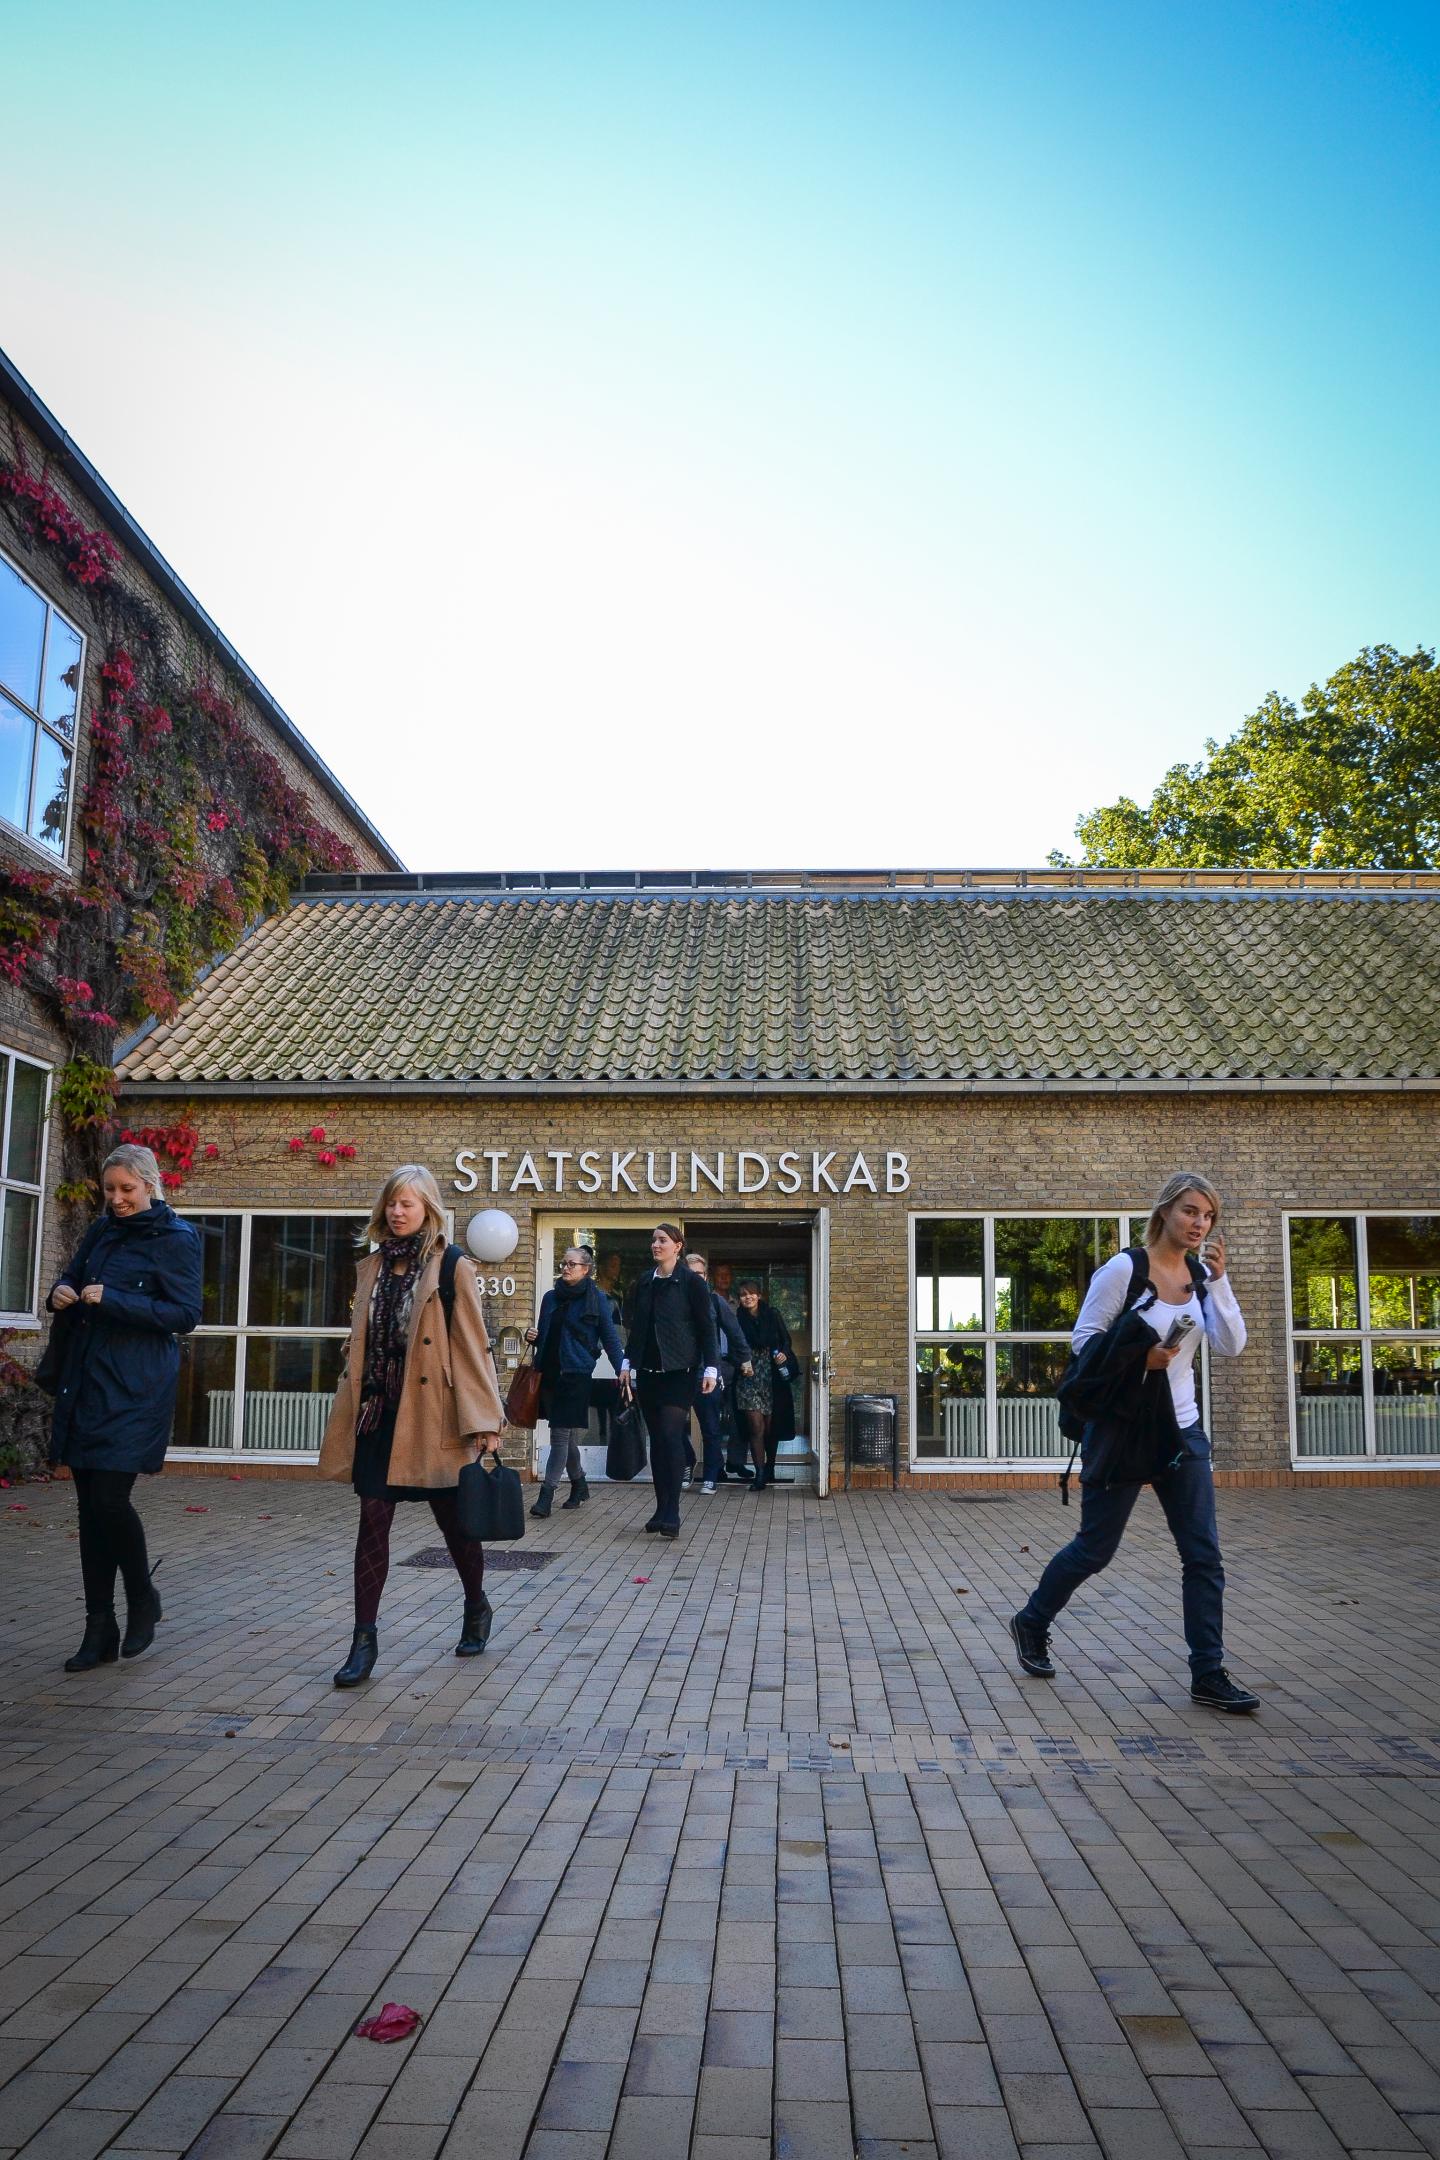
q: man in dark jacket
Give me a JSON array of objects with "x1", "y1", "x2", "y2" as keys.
[{"x1": 686, "y1": 1252, "x2": 751, "y2": 1491}]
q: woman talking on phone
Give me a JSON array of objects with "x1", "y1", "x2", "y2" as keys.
[{"x1": 1009, "y1": 1172, "x2": 1259, "y2": 1713}]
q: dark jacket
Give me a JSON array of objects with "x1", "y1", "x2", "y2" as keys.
[
  {"x1": 533, "y1": 1279, "x2": 626, "y2": 1377},
  {"x1": 624, "y1": 1264, "x2": 719, "y2": 1374},
  {"x1": 47, "y1": 1203, "x2": 203, "y2": 1474},
  {"x1": 711, "y1": 1291, "x2": 749, "y2": 1381},
  {"x1": 1061, "y1": 1304, "x2": 1183, "y2": 1494}
]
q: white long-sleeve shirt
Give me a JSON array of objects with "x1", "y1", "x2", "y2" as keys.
[{"x1": 1072, "y1": 1252, "x2": 1247, "y2": 1431}]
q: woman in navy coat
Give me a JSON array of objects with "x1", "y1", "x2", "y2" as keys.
[{"x1": 46, "y1": 1143, "x2": 203, "y2": 1671}]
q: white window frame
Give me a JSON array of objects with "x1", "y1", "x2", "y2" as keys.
[
  {"x1": 0, "y1": 1046, "x2": 51, "y2": 1324},
  {"x1": 0, "y1": 542, "x2": 86, "y2": 869},
  {"x1": 1284, "y1": 1209, "x2": 1440, "y2": 1468},
  {"x1": 908, "y1": 1209, "x2": 1209, "y2": 1472}
]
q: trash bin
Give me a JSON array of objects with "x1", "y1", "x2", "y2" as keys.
[{"x1": 844, "y1": 1393, "x2": 898, "y2": 1489}]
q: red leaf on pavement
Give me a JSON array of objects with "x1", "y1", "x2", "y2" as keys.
[
  {"x1": 184, "y1": 1505, "x2": 210, "y2": 1513},
  {"x1": 632, "y1": 1575, "x2": 650, "y2": 1584},
  {"x1": 353, "y1": 2003, "x2": 421, "y2": 2043},
  {"x1": 228, "y1": 1473, "x2": 242, "y2": 1481}
]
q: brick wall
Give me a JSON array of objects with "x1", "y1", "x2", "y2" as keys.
[{"x1": 121, "y1": 1086, "x2": 1440, "y2": 1487}]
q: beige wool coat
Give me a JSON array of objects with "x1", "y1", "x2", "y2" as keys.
[{"x1": 318, "y1": 1245, "x2": 504, "y2": 1489}]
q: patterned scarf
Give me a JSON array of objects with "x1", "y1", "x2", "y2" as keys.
[{"x1": 356, "y1": 1231, "x2": 427, "y2": 1435}]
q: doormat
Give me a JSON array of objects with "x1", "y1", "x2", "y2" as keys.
[
  {"x1": 402, "y1": 1547, "x2": 556, "y2": 1571},
  {"x1": 948, "y1": 1494, "x2": 1013, "y2": 1504}
]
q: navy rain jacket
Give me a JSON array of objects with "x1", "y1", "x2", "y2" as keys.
[{"x1": 47, "y1": 1201, "x2": 203, "y2": 1474}]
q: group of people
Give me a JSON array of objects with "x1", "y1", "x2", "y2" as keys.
[{"x1": 42, "y1": 1152, "x2": 1259, "y2": 1715}]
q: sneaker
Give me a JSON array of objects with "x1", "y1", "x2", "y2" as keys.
[
  {"x1": 701, "y1": 1479, "x2": 716, "y2": 1494},
  {"x1": 1008, "y1": 1611, "x2": 1055, "y2": 1679},
  {"x1": 1191, "y1": 1668, "x2": 1260, "y2": 1714}
]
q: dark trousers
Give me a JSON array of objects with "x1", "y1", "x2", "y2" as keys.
[
  {"x1": 1020, "y1": 1427, "x2": 1226, "y2": 1677},
  {"x1": 72, "y1": 1467, "x2": 151, "y2": 1614},
  {"x1": 638, "y1": 1377, "x2": 691, "y2": 1529},
  {"x1": 693, "y1": 1380, "x2": 725, "y2": 1483}
]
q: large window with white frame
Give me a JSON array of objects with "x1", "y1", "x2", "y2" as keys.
[
  {"x1": 0, "y1": 1049, "x2": 50, "y2": 1320},
  {"x1": 911, "y1": 1211, "x2": 1189, "y2": 1464},
  {"x1": 1287, "y1": 1213, "x2": 1440, "y2": 1462},
  {"x1": 0, "y1": 548, "x2": 84, "y2": 860},
  {"x1": 175, "y1": 1211, "x2": 363, "y2": 1454}
]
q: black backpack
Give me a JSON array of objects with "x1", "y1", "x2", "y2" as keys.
[
  {"x1": 1055, "y1": 1247, "x2": 1208, "y2": 1497},
  {"x1": 438, "y1": 1243, "x2": 462, "y2": 1332}
]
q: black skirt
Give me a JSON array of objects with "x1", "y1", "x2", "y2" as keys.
[
  {"x1": 540, "y1": 1369, "x2": 593, "y2": 1429},
  {"x1": 637, "y1": 1367, "x2": 696, "y2": 1412},
  {"x1": 352, "y1": 1396, "x2": 431, "y2": 1502}
]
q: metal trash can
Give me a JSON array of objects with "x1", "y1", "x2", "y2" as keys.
[{"x1": 844, "y1": 1393, "x2": 898, "y2": 1489}]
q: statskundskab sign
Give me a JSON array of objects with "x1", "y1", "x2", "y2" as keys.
[{"x1": 453, "y1": 1146, "x2": 911, "y2": 1197}]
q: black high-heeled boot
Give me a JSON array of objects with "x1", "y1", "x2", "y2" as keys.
[
  {"x1": 122, "y1": 1567, "x2": 164, "y2": 1660},
  {"x1": 65, "y1": 1609, "x2": 120, "y2": 1672},
  {"x1": 456, "y1": 1597, "x2": 493, "y2": 1656},
  {"x1": 333, "y1": 1625, "x2": 378, "y2": 1688},
  {"x1": 561, "y1": 1474, "x2": 589, "y2": 1510}
]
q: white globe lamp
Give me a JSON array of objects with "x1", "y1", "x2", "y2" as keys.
[{"x1": 466, "y1": 1209, "x2": 519, "y2": 1264}]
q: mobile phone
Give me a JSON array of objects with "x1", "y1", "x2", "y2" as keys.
[{"x1": 1163, "y1": 1315, "x2": 1196, "y2": 1350}]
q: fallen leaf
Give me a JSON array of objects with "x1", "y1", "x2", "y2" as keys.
[
  {"x1": 633, "y1": 1576, "x2": 650, "y2": 1584},
  {"x1": 228, "y1": 1474, "x2": 243, "y2": 1482},
  {"x1": 184, "y1": 1505, "x2": 210, "y2": 1514},
  {"x1": 7, "y1": 1503, "x2": 28, "y2": 1512},
  {"x1": 1020, "y1": 1545, "x2": 1030, "y2": 1552},
  {"x1": 354, "y1": 2003, "x2": 421, "y2": 2043}
]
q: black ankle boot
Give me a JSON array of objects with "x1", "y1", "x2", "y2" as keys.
[
  {"x1": 456, "y1": 1597, "x2": 493, "y2": 1656},
  {"x1": 561, "y1": 1475, "x2": 589, "y2": 1510},
  {"x1": 122, "y1": 1577, "x2": 163, "y2": 1660},
  {"x1": 530, "y1": 1485, "x2": 554, "y2": 1519},
  {"x1": 333, "y1": 1625, "x2": 378, "y2": 1688},
  {"x1": 65, "y1": 1609, "x2": 120, "y2": 1672}
]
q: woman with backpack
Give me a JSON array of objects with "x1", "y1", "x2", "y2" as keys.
[
  {"x1": 46, "y1": 1143, "x2": 203, "y2": 1672},
  {"x1": 619, "y1": 1223, "x2": 718, "y2": 1537},
  {"x1": 1009, "y1": 1172, "x2": 1259, "y2": 1714},
  {"x1": 525, "y1": 1245, "x2": 626, "y2": 1517},
  {"x1": 319, "y1": 1165, "x2": 504, "y2": 1687}
]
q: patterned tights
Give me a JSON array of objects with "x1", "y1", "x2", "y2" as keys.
[{"x1": 353, "y1": 1493, "x2": 486, "y2": 1625}]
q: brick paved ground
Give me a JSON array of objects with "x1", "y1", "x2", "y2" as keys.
[{"x1": 1, "y1": 1476, "x2": 1439, "y2": 2159}]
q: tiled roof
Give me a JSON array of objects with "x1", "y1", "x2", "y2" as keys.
[{"x1": 116, "y1": 890, "x2": 1440, "y2": 1088}]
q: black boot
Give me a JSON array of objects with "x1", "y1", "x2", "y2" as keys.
[
  {"x1": 65, "y1": 1609, "x2": 119, "y2": 1672},
  {"x1": 530, "y1": 1485, "x2": 554, "y2": 1519},
  {"x1": 561, "y1": 1475, "x2": 589, "y2": 1510},
  {"x1": 333, "y1": 1625, "x2": 378, "y2": 1688},
  {"x1": 752, "y1": 1466, "x2": 769, "y2": 1492},
  {"x1": 456, "y1": 1597, "x2": 493, "y2": 1656},
  {"x1": 122, "y1": 1575, "x2": 163, "y2": 1660}
]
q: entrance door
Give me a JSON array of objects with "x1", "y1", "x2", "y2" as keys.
[
  {"x1": 534, "y1": 1214, "x2": 661, "y2": 1484},
  {"x1": 811, "y1": 1206, "x2": 831, "y2": 1495}
]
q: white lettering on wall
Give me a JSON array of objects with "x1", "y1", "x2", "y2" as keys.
[
  {"x1": 812, "y1": 1151, "x2": 839, "y2": 1194},
  {"x1": 612, "y1": 1150, "x2": 639, "y2": 1194},
  {"x1": 737, "y1": 1150, "x2": 770, "y2": 1193},
  {"x1": 547, "y1": 1149, "x2": 572, "y2": 1191},
  {"x1": 483, "y1": 1149, "x2": 508, "y2": 1191},
  {"x1": 647, "y1": 1150, "x2": 678, "y2": 1194},
  {"x1": 509, "y1": 1152, "x2": 543, "y2": 1193},
  {"x1": 454, "y1": 1149, "x2": 479, "y2": 1193},
  {"x1": 453, "y1": 1143, "x2": 916, "y2": 1197},
  {"x1": 776, "y1": 1150, "x2": 802, "y2": 1195},
  {"x1": 691, "y1": 1151, "x2": 724, "y2": 1194},
  {"x1": 842, "y1": 1151, "x2": 877, "y2": 1193},
  {"x1": 886, "y1": 1151, "x2": 911, "y2": 1193},
  {"x1": 577, "y1": 1150, "x2": 603, "y2": 1194}
]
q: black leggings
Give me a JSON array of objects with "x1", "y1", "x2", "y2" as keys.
[{"x1": 72, "y1": 1468, "x2": 151, "y2": 1613}]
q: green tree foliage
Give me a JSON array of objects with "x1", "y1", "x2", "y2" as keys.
[{"x1": 1056, "y1": 645, "x2": 1440, "y2": 869}]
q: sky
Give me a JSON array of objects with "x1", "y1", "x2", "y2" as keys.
[{"x1": 3, "y1": 0, "x2": 1438, "y2": 873}]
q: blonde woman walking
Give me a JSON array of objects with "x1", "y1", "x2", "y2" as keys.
[{"x1": 320, "y1": 1166, "x2": 504, "y2": 1686}]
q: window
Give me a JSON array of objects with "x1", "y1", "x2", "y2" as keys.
[
  {"x1": 176, "y1": 1213, "x2": 363, "y2": 1453},
  {"x1": 0, "y1": 1049, "x2": 50, "y2": 1319},
  {"x1": 0, "y1": 550, "x2": 84, "y2": 859},
  {"x1": 1287, "y1": 1214, "x2": 1440, "y2": 1461},
  {"x1": 913, "y1": 1213, "x2": 1175, "y2": 1463}
]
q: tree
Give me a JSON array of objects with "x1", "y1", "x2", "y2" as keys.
[{"x1": 1055, "y1": 644, "x2": 1440, "y2": 869}]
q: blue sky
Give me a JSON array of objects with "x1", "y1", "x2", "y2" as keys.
[{"x1": 4, "y1": 0, "x2": 1437, "y2": 870}]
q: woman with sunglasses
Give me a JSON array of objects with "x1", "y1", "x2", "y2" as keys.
[{"x1": 525, "y1": 1245, "x2": 625, "y2": 1517}]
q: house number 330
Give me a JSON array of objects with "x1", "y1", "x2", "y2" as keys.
[{"x1": 477, "y1": 1273, "x2": 516, "y2": 1296}]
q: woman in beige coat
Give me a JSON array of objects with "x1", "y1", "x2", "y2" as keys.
[{"x1": 319, "y1": 1165, "x2": 503, "y2": 1687}]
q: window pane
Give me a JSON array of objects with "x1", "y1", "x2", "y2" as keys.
[
  {"x1": 29, "y1": 732, "x2": 69, "y2": 853},
  {"x1": 915, "y1": 1341, "x2": 986, "y2": 1459},
  {"x1": 243, "y1": 1335, "x2": 345, "y2": 1452},
  {"x1": 0, "y1": 557, "x2": 45, "y2": 710},
  {"x1": 1293, "y1": 1339, "x2": 1365, "y2": 1457},
  {"x1": 1366, "y1": 1217, "x2": 1440, "y2": 1334},
  {"x1": 189, "y1": 1215, "x2": 242, "y2": 1325},
  {"x1": 995, "y1": 1343, "x2": 1069, "y2": 1458},
  {"x1": 0, "y1": 692, "x2": 34, "y2": 832},
  {"x1": 1288, "y1": 1217, "x2": 1358, "y2": 1329},
  {"x1": 174, "y1": 1335, "x2": 238, "y2": 1447},
  {"x1": 5, "y1": 1058, "x2": 46, "y2": 1184},
  {"x1": 41, "y1": 612, "x2": 82, "y2": 738},
  {"x1": 247, "y1": 1216, "x2": 358, "y2": 1328},
  {"x1": 1371, "y1": 1343, "x2": 1440, "y2": 1457},
  {"x1": 994, "y1": 1217, "x2": 1119, "y2": 1332},
  {"x1": 0, "y1": 1187, "x2": 38, "y2": 1311},
  {"x1": 914, "y1": 1219, "x2": 983, "y2": 1333}
]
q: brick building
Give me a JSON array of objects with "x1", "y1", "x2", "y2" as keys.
[
  {"x1": 0, "y1": 346, "x2": 399, "y2": 1429},
  {"x1": 115, "y1": 866, "x2": 1440, "y2": 1491}
]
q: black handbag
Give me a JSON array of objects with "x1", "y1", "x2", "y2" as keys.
[
  {"x1": 456, "y1": 1454, "x2": 526, "y2": 1542},
  {"x1": 605, "y1": 1399, "x2": 649, "y2": 1482},
  {"x1": 33, "y1": 1306, "x2": 77, "y2": 1396}
]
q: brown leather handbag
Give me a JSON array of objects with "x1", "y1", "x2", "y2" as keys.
[{"x1": 504, "y1": 1358, "x2": 543, "y2": 1430}]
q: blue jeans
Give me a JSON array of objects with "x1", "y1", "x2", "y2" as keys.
[
  {"x1": 693, "y1": 1380, "x2": 725, "y2": 1483},
  {"x1": 1021, "y1": 1426, "x2": 1226, "y2": 1676}
]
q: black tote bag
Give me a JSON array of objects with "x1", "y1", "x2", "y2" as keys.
[
  {"x1": 456, "y1": 1455, "x2": 526, "y2": 1542},
  {"x1": 605, "y1": 1399, "x2": 649, "y2": 1482}
]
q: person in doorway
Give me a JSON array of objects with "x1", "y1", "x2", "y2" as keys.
[
  {"x1": 620, "y1": 1224, "x2": 718, "y2": 1537},
  {"x1": 1009, "y1": 1172, "x2": 1259, "y2": 1713},
  {"x1": 733, "y1": 1282, "x2": 793, "y2": 1493},
  {"x1": 320, "y1": 1165, "x2": 504, "y2": 1687},
  {"x1": 710, "y1": 1260, "x2": 755, "y2": 1481},
  {"x1": 525, "y1": 1245, "x2": 625, "y2": 1518},
  {"x1": 46, "y1": 1144, "x2": 203, "y2": 1671},
  {"x1": 596, "y1": 1249, "x2": 625, "y2": 1323},
  {"x1": 685, "y1": 1251, "x2": 752, "y2": 1493}
]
